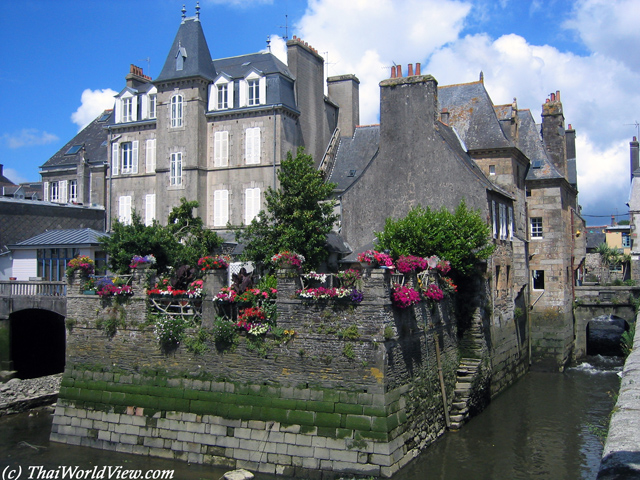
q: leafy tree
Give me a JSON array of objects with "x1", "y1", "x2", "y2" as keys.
[
  {"x1": 235, "y1": 147, "x2": 338, "y2": 269},
  {"x1": 101, "y1": 198, "x2": 222, "y2": 274},
  {"x1": 375, "y1": 201, "x2": 495, "y2": 276}
]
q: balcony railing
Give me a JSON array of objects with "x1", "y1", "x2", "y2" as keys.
[{"x1": 0, "y1": 280, "x2": 67, "y2": 297}]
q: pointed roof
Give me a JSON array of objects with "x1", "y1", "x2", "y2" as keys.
[
  {"x1": 438, "y1": 81, "x2": 511, "y2": 150},
  {"x1": 155, "y1": 15, "x2": 216, "y2": 83},
  {"x1": 516, "y1": 110, "x2": 565, "y2": 181}
]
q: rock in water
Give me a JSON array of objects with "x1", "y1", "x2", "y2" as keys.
[{"x1": 221, "y1": 469, "x2": 254, "y2": 480}]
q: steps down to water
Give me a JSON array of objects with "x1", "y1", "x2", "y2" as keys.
[{"x1": 449, "y1": 357, "x2": 482, "y2": 430}]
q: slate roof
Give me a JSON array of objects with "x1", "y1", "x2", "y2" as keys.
[
  {"x1": 517, "y1": 110, "x2": 565, "y2": 181},
  {"x1": 10, "y1": 228, "x2": 108, "y2": 249},
  {"x1": 329, "y1": 125, "x2": 380, "y2": 192},
  {"x1": 214, "y1": 52, "x2": 293, "y2": 81},
  {"x1": 438, "y1": 81, "x2": 511, "y2": 150},
  {"x1": 586, "y1": 227, "x2": 606, "y2": 251},
  {"x1": 40, "y1": 110, "x2": 113, "y2": 171},
  {"x1": 156, "y1": 17, "x2": 217, "y2": 83},
  {"x1": 0, "y1": 165, "x2": 15, "y2": 187}
]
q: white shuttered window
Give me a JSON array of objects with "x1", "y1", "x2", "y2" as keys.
[
  {"x1": 119, "y1": 196, "x2": 132, "y2": 225},
  {"x1": 146, "y1": 139, "x2": 156, "y2": 173},
  {"x1": 214, "y1": 190, "x2": 229, "y2": 227},
  {"x1": 244, "y1": 188, "x2": 261, "y2": 224},
  {"x1": 245, "y1": 127, "x2": 260, "y2": 164},
  {"x1": 145, "y1": 194, "x2": 156, "y2": 226},
  {"x1": 214, "y1": 131, "x2": 229, "y2": 167}
]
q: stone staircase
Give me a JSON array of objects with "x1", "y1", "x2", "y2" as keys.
[{"x1": 449, "y1": 357, "x2": 482, "y2": 430}]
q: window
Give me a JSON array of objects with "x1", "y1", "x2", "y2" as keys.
[
  {"x1": 622, "y1": 232, "x2": 631, "y2": 248},
  {"x1": 495, "y1": 265, "x2": 501, "y2": 293},
  {"x1": 171, "y1": 95, "x2": 183, "y2": 128},
  {"x1": 145, "y1": 194, "x2": 156, "y2": 226},
  {"x1": 499, "y1": 203, "x2": 507, "y2": 240},
  {"x1": 214, "y1": 189, "x2": 229, "y2": 227},
  {"x1": 37, "y1": 248, "x2": 79, "y2": 281},
  {"x1": 170, "y1": 152, "x2": 183, "y2": 186},
  {"x1": 489, "y1": 165, "x2": 496, "y2": 175},
  {"x1": 50, "y1": 182, "x2": 59, "y2": 202},
  {"x1": 532, "y1": 270, "x2": 545, "y2": 290},
  {"x1": 119, "y1": 196, "x2": 132, "y2": 225},
  {"x1": 508, "y1": 207, "x2": 513, "y2": 240},
  {"x1": 531, "y1": 217, "x2": 543, "y2": 238},
  {"x1": 122, "y1": 97, "x2": 133, "y2": 123},
  {"x1": 214, "y1": 131, "x2": 229, "y2": 167},
  {"x1": 217, "y1": 84, "x2": 228, "y2": 109},
  {"x1": 245, "y1": 127, "x2": 260, "y2": 164},
  {"x1": 491, "y1": 201, "x2": 497, "y2": 239},
  {"x1": 69, "y1": 180, "x2": 78, "y2": 203},
  {"x1": 244, "y1": 187, "x2": 261, "y2": 224},
  {"x1": 65, "y1": 145, "x2": 83, "y2": 155},
  {"x1": 146, "y1": 139, "x2": 156, "y2": 173},
  {"x1": 248, "y1": 79, "x2": 260, "y2": 106},
  {"x1": 149, "y1": 94, "x2": 157, "y2": 119},
  {"x1": 112, "y1": 141, "x2": 138, "y2": 175}
]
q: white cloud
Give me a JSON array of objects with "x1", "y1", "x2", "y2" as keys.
[
  {"x1": 261, "y1": 34, "x2": 288, "y2": 64},
  {"x1": 205, "y1": 0, "x2": 273, "y2": 6},
  {"x1": 71, "y1": 88, "x2": 117, "y2": 131},
  {"x1": 564, "y1": 0, "x2": 640, "y2": 73},
  {"x1": 2, "y1": 129, "x2": 59, "y2": 149}
]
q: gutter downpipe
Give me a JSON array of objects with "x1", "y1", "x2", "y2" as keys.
[{"x1": 273, "y1": 107, "x2": 277, "y2": 190}]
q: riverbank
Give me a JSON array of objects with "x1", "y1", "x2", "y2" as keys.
[
  {"x1": 598, "y1": 328, "x2": 640, "y2": 479},
  {"x1": 0, "y1": 374, "x2": 61, "y2": 416}
]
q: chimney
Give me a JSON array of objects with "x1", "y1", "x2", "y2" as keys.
[
  {"x1": 397, "y1": 65, "x2": 402, "y2": 77},
  {"x1": 327, "y1": 74, "x2": 360, "y2": 139},
  {"x1": 631, "y1": 136, "x2": 639, "y2": 181},
  {"x1": 416, "y1": 63, "x2": 421, "y2": 75},
  {"x1": 440, "y1": 108, "x2": 450, "y2": 124},
  {"x1": 612, "y1": 215, "x2": 617, "y2": 226},
  {"x1": 408, "y1": 64, "x2": 413, "y2": 76},
  {"x1": 391, "y1": 66, "x2": 396, "y2": 78},
  {"x1": 541, "y1": 90, "x2": 568, "y2": 178}
]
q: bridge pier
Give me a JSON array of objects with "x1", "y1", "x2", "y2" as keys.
[{"x1": 0, "y1": 317, "x2": 14, "y2": 375}]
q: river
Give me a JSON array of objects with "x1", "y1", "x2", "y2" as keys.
[{"x1": 0, "y1": 356, "x2": 621, "y2": 480}]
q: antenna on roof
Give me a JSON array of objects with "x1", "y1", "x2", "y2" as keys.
[
  {"x1": 181, "y1": 4, "x2": 186, "y2": 21},
  {"x1": 279, "y1": 14, "x2": 289, "y2": 40},
  {"x1": 195, "y1": 1, "x2": 200, "y2": 20},
  {"x1": 266, "y1": 35, "x2": 271, "y2": 52},
  {"x1": 625, "y1": 121, "x2": 640, "y2": 138},
  {"x1": 138, "y1": 57, "x2": 151, "y2": 75}
]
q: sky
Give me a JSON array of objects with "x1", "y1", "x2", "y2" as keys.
[{"x1": 1, "y1": 0, "x2": 639, "y2": 226}]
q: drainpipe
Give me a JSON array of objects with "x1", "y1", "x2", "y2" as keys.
[{"x1": 273, "y1": 107, "x2": 277, "y2": 190}]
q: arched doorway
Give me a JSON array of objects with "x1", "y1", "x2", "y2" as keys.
[
  {"x1": 9, "y1": 309, "x2": 65, "y2": 379},
  {"x1": 586, "y1": 315, "x2": 628, "y2": 357}
]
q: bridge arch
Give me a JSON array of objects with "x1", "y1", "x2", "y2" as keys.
[
  {"x1": 586, "y1": 315, "x2": 629, "y2": 357},
  {"x1": 9, "y1": 308, "x2": 66, "y2": 378}
]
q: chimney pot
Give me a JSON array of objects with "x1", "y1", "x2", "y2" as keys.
[
  {"x1": 568, "y1": 124, "x2": 572, "y2": 130},
  {"x1": 397, "y1": 65, "x2": 402, "y2": 77},
  {"x1": 391, "y1": 66, "x2": 396, "y2": 78},
  {"x1": 408, "y1": 64, "x2": 413, "y2": 76},
  {"x1": 416, "y1": 63, "x2": 421, "y2": 75},
  {"x1": 635, "y1": 136, "x2": 638, "y2": 142},
  {"x1": 556, "y1": 90, "x2": 561, "y2": 101}
]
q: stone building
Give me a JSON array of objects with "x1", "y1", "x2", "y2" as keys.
[{"x1": 40, "y1": 6, "x2": 359, "y2": 234}]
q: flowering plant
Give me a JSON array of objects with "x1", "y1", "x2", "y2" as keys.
[
  {"x1": 441, "y1": 276, "x2": 457, "y2": 294},
  {"x1": 396, "y1": 255, "x2": 428, "y2": 274},
  {"x1": 129, "y1": 254, "x2": 156, "y2": 269},
  {"x1": 66, "y1": 256, "x2": 95, "y2": 277},
  {"x1": 336, "y1": 269, "x2": 362, "y2": 288},
  {"x1": 271, "y1": 251, "x2": 305, "y2": 269},
  {"x1": 424, "y1": 284, "x2": 444, "y2": 302},
  {"x1": 237, "y1": 307, "x2": 270, "y2": 336},
  {"x1": 297, "y1": 287, "x2": 363, "y2": 303},
  {"x1": 154, "y1": 315, "x2": 186, "y2": 348},
  {"x1": 98, "y1": 283, "x2": 134, "y2": 297},
  {"x1": 302, "y1": 271, "x2": 328, "y2": 283},
  {"x1": 357, "y1": 250, "x2": 394, "y2": 268},
  {"x1": 198, "y1": 255, "x2": 230, "y2": 271},
  {"x1": 436, "y1": 259, "x2": 451, "y2": 275},
  {"x1": 391, "y1": 284, "x2": 421, "y2": 308},
  {"x1": 147, "y1": 278, "x2": 204, "y2": 298}
]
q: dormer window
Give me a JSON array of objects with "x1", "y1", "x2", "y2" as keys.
[
  {"x1": 176, "y1": 45, "x2": 187, "y2": 71},
  {"x1": 248, "y1": 79, "x2": 260, "y2": 106},
  {"x1": 240, "y1": 71, "x2": 266, "y2": 108},
  {"x1": 209, "y1": 76, "x2": 234, "y2": 111},
  {"x1": 116, "y1": 91, "x2": 138, "y2": 124}
]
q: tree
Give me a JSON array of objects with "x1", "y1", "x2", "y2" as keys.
[
  {"x1": 374, "y1": 201, "x2": 495, "y2": 276},
  {"x1": 101, "y1": 198, "x2": 222, "y2": 274},
  {"x1": 235, "y1": 148, "x2": 338, "y2": 269}
]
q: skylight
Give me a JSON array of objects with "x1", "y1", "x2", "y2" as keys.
[
  {"x1": 65, "y1": 145, "x2": 83, "y2": 155},
  {"x1": 98, "y1": 112, "x2": 111, "y2": 122}
]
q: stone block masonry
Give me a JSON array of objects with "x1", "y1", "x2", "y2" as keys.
[{"x1": 52, "y1": 268, "x2": 522, "y2": 478}]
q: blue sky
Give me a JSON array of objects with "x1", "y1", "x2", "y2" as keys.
[{"x1": 2, "y1": 0, "x2": 639, "y2": 225}]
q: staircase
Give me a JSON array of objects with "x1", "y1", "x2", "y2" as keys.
[{"x1": 449, "y1": 357, "x2": 482, "y2": 430}]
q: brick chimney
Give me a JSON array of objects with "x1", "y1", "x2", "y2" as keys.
[
  {"x1": 541, "y1": 90, "x2": 568, "y2": 178},
  {"x1": 631, "y1": 136, "x2": 639, "y2": 181}
]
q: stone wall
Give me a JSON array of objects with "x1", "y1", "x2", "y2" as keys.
[{"x1": 51, "y1": 267, "x2": 524, "y2": 477}]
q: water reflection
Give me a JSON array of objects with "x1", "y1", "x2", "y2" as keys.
[{"x1": 0, "y1": 356, "x2": 621, "y2": 480}]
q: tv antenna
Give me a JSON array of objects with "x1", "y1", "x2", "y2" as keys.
[
  {"x1": 625, "y1": 121, "x2": 640, "y2": 138},
  {"x1": 139, "y1": 57, "x2": 151, "y2": 75},
  {"x1": 279, "y1": 14, "x2": 289, "y2": 40}
]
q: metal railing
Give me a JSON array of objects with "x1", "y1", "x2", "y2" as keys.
[{"x1": 0, "y1": 280, "x2": 67, "y2": 297}]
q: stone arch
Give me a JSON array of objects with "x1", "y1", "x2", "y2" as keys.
[
  {"x1": 586, "y1": 315, "x2": 629, "y2": 357},
  {"x1": 9, "y1": 308, "x2": 66, "y2": 378}
]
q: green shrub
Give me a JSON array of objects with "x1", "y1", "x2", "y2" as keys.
[
  {"x1": 338, "y1": 325, "x2": 360, "y2": 340},
  {"x1": 622, "y1": 322, "x2": 636, "y2": 357},
  {"x1": 212, "y1": 317, "x2": 237, "y2": 346},
  {"x1": 343, "y1": 343, "x2": 356, "y2": 360},
  {"x1": 154, "y1": 315, "x2": 186, "y2": 349}
]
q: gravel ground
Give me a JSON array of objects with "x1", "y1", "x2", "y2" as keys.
[{"x1": 0, "y1": 374, "x2": 61, "y2": 409}]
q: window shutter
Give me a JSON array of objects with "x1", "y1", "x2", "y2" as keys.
[
  {"x1": 239, "y1": 79, "x2": 247, "y2": 107},
  {"x1": 508, "y1": 207, "x2": 513, "y2": 240},
  {"x1": 215, "y1": 131, "x2": 229, "y2": 167},
  {"x1": 228, "y1": 81, "x2": 234, "y2": 109},
  {"x1": 214, "y1": 190, "x2": 229, "y2": 226},
  {"x1": 43, "y1": 181, "x2": 49, "y2": 202},
  {"x1": 146, "y1": 139, "x2": 156, "y2": 172},
  {"x1": 60, "y1": 180, "x2": 68, "y2": 203},
  {"x1": 115, "y1": 98, "x2": 121, "y2": 123},
  {"x1": 208, "y1": 84, "x2": 215, "y2": 111},
  {"x1": 119, "y1": 196, "x2": 132, "y2": 224},
  {"x1": 112, "y1": 143, "x2": 119, "y2": 176},
  {"x1": 145, "y1": 194, "x2": 156, "y2": 226},
  {"x1": 141, "y1": 94, "x2": 148, "y2": 119},
  {"x1": 245, "y1": 188, "x2": 260, "y2": 224},
  {"x1": 132, "y1": 141, "x2": 139, "y2": 174},
  {"x1": 259, "y1": 76, "x2": 266, "y2": 105},
  {"x1": 491, "y1": 201, "x2": 497, "y2": 238},
  {"x1": 131, "y1": 96, "x2": 138, "y2": 122},
  {"x1": 245, "y1": 128, "x2": 260, "y2": 164}
]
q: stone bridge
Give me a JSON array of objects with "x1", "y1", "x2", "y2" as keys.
[
  {"x1": 0, "y1": 280, "x2": 67, "y2": 378},
  {"x1": 573, "y1": 286, "x2": 639, "y2": 359}
]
